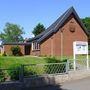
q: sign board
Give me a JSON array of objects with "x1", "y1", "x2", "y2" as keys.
[
  {"x1": 73, "y1": 41, "x2": 88, "y2": 70},
  {"x1": 73, "y1": 41, "x2": 88, "y2": 55}
]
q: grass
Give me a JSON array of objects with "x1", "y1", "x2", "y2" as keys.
[
  {"x1": 0, "y1": 56, "x2": 68, "y2": 81},
  {"x1": 0, "y1": 56, "x2": 47, "y2": 69},
  {"x1": 0, "y1": 55, "x2": 67, "y2": 69},
  {"x1": 0, "y1": 55, "x2": 89, "y2": 81},
  {"x1": 0, "y1": 55, "x2": 89, "y2": 69}
]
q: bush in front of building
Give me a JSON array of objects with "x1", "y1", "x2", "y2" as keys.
[{"x1": 11, "y1": 46, "x2": 21, "y2": 56}]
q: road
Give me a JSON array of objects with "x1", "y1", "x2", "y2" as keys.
[{"x1": 24, "y1": 77, "x2": 90, "y2": 90}]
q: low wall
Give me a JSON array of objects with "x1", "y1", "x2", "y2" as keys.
[
  {"x1": 24, "y1": 70, "x2": 90, "y2": 88},
  {"x1": 1, "y1": 70, "x2": 90, "y2": 90}
]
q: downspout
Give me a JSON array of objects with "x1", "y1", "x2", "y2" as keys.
[
  {"x1": 61, "y1": 29, "x2": 63, "y2": 60},
  {"x1": 51, "y1": 37, "x2": 54, "y2": 56}
]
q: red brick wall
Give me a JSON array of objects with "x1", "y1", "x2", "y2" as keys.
[
  {"x1": 40, "y1": 14, "x2": 88, "y2": 56},
  {"x1": 3, "y1": 45, "x2": 25, "y2": 55},
  {"x1": 40, "y1": 36, "x2": 53, "y2": 56},
  {"x1": 31, "y1": 50, "x2": 40, "y2": 56},
  {"x1": 30, "y1": 44, "x2": 40, "y2": 56}
]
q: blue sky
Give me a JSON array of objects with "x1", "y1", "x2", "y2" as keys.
[{"x1": 0, "y1": 0, "x2": 90, "y2": 39}]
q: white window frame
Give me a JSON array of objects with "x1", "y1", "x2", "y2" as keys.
[{"x1": 32, "y1": 42, "x2": 40, "y2": 50}]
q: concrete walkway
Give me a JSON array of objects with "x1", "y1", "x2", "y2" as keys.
[
  {"x1": 25, "y1": 76, "x2": 90, "y2": 90},
  {"x1": 61, "y1": 76, "x2": 90, "y2": 90}
]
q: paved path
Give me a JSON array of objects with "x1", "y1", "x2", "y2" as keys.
[
  {"x1": 61, "y1": 77, "x2": 90, "y2": 90},
  {"x1": 24, "y1": 77, "x2": 90, "y2": 90}
]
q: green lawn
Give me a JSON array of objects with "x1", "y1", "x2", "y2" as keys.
[
  {"x1": 0, "y1": 56, "x2": 47, "y2": 68},
  {"x1": 0, "y1": 55, "x2": 89, "y2": 69},
  {"x1": 0, "y1": 55, "x2": 89, "y2": 82},
  {"x1": 0, "y1": 56, "x2": 67, "y2": 81}
]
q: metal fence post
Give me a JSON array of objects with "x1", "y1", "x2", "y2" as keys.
[
  {"x1": 19, "y1": 65, "x2": 24, "y2": 82},
  {"x1": 66, "y1": 60, "x2": 69, "y2": 73}
]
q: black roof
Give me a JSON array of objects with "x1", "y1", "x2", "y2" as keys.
[
  {"x1": 28, "y1": 6, "x2": 89, "y2": 43},
  {"x1": 3, "y1": 42, "x2": 31, "y2": 45}
]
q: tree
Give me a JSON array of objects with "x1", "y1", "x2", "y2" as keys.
[
  {"x1": 0, "y1": 22, "x2": 24, "y2": 42},
  {"x1": 32, "y1": 23, "x2": 45, "y2": 36},
  {"x1": 82, "y1": 17, "x2": 90, "y2": 33}
]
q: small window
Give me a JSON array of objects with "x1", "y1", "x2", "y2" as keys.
[
  {"x1": 69, "y1": 21, "x2": 75, "y2": 32},
  {"x1": 32, "y1": 42, "x2": 40, "y2": 50}
]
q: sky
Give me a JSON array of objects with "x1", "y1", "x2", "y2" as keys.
[{"x1": 0, "y1": 0, "x2": 90, "y2": 40}]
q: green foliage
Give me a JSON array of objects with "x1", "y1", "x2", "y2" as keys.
[
  {"x1": 88, "y1": 45, "x2": 90, "y2": 50},
  {"x1": 0, "y1": 69, "x2": 5, "y2": 82},
  {"x1": 44, "y1": 57, "x2": 67, "y2": 74},
  {"x1": 24, "y1": 57, "x2": 67, "y2": 77},
  {"x1": 8, "y1": 65, "x2": 20, "y2": 80},
  {"x1": 45, "y1": 56, "x2": 67, "y2": 63},
  {"x1": 24, "y1": 65, "x2": 45, "y2": 77},
  {"x1": 0, "y1": 56, "x2": 68, "y2": 80},
  {"x1": 0, "y1": 51, "x2": 7, "y2": 56},
  {"x1": 11, "y1": 46, "x2": 21, "y2": 56},
  {"x1": 0, "y1": 22, "x2": 24, "y2": 42},
  {"x1": 82, "y1": 17, "x2": 90, "y2": 34},
  {"x1": 0, "y1": 56, "x2": 46, "y2": 69},
  {"x1": 45, "y1": 64, "x2": 66, "y2": 74},
  {"x1": 2, "y1": 51, "x2": 7, "y2": 56},
  {"x1": 24, "y1": 67, "x2": 37, "y2": 76},
  {"x1": 32, "y1": 23, "x2": 45, "y2": 36}
]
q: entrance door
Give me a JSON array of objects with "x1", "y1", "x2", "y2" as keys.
[{"x1": 25, "y1": 45, "x2": 31, "y2": 55}]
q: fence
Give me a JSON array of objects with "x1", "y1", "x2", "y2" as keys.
[
  {"x1": 69, "y1": 58, "x2": 89, "y2": 70},
  {"x1": 0, "y1": 68, "x2": 20, "y2": 83},
  {"x1": 0, "y1": 62, "x2": 69, "y2": 83},
  {"x1": 75, "y1": 58, "x2": 88, "y2": 70},
  {"x1": 23, "y1": 62, "x2": 68, "y2": 77},
  {"x1": 0, "y1": 59, "x2": 88, "y2": 83}
]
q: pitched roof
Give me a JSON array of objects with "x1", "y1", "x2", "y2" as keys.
[
  {"x1": 28, "y1": 6, "x2": 89, "y2": 43},
  {"x1": 3, "y1": 42, "x2": 31, "y2": 45}
]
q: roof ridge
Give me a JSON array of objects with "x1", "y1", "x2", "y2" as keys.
[
  {"x1": 37, "y1": 7, "x2": 75, "y2": 42},
  {"x1": 28, "y1": 7, "x2": 75, "y2": 42},
  {"x1": 37, "y1": 6, "x2": 88, "y2": 43},
  {"x1": 53, "y1": 7, "x2": 73, "y2": 31}
]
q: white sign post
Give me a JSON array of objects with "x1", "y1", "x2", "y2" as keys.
[{"x1": 73, "y1": 41, "x2": 88, "y2": 70}]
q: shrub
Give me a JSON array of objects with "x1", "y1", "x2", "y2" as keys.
[
  {"x1": 24, "y1": 67, "x2": 37, "y2": 77},
  {"x1": 24, "y1": 65, "x2": 45, "y2": 77},
  {"x1": 45, "y1": 57, "x2": 67, "y2": 74},
  {"x1": 0, "y1": 51, "x2": 7, "y2": 56},
  {"x1": 45, "y1": 56, "x2": 67, "y2": 63},
  {"x1": 11, "y1": 46, "x2": 21, "y2": 56},
  {"x1": 45, "y1": 63, "x2": 66, "y2": 74},
  {"x1": 0, "y1": 69, "x2": 5, "y2": 82},
  {"x1": 7, "y1": 65, "x2": 20, "y2": 80},
  {"x1": 2, "y1": 51, "x2": 7, "y2": 56}
]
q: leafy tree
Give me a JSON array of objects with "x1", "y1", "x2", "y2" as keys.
[
  {"x1": 0, "y1": 22, "x2": 24, "y2": 42},
  {"x1": 32, "y1": 23, "x2": 45, "y2": 36},
  {"x1": 82, "y1": 17, "x2": 90, "y2": 50},
  {"x1": 82, "y1": 17, "x2": 90, "y2": 33}
]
